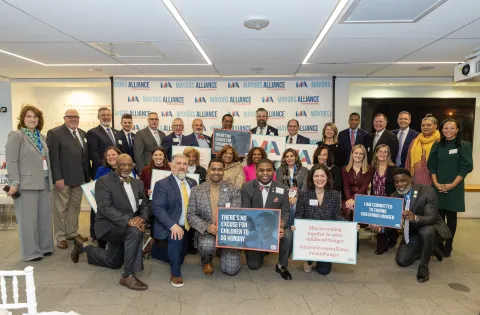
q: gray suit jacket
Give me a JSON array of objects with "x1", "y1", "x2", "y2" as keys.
[
  {"x1": 94, "y1": 171, "x2": 149, "y2": 239},
  {"x1": 134, "y1": 127, "x2": 166, "y2": 173},
  {"x1": 5, "y1": 130, "x2": 53, "y2": 191},
  {"x1": 241, "y1": 179, "x2": 290, "y2": 225},
  {"x1": 47, "y1": 124, "x2": 91, "y2": 186},
  {"x1": 187, "y1": 181, "x2": 241, "y2": 234},
  {"x1": 391, "y1": 184, "x2": 452, "y2": 239}
]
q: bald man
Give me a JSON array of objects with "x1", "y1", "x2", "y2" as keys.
[
  {"x1": 47, "y1": 109, "x2": 91, "y2": 249},
  {"x1": 183, "y1": 118, "x2": 212, "y2": 149}
]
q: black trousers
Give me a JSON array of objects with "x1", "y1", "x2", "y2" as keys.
[
  {"x1": 85, "y1": 225, "x2": 144, "y2": 275},
  {"x1": 439, "y1": 209, "x2": 457, "y2": 252},
  {"x1": 377, "y1": 228, "x2": 399, "y2": 251},
  {"x1": 395, "y1": 225, "x2": 443, "y2": 267}
]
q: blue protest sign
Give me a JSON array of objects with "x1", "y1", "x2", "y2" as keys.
[{"x1": 353, "y1": 194, "x2": 403, "y2": 228}]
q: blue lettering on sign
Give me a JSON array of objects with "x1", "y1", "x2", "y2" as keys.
[
  {"x1": 143, "y1": 96, "x2": 163, "y2": 102},
  {"x1": 242, "y1": 82, "x2": 263, "y2": 88},
  {"x1": 230, "y1": 96, "x2": 251, "y2": 104},
  {"x1": 277, "y1": 96, "x2": 297, "y2": 103},
  {"x1": 243, "y1": 111, "x2": 256, "y2": 117},
  {"x1": 298, "y1": 96, "x2": 320, "y2": 103},
  {"x1": 233, "y1": 125, "x2": 251, "y2": 131},
  {"x1": 210, "y1": 96, "x2": 230, "y2": 103},
  {"x1": 268, "y1": 111, "x2": 285, "y2": 117},
  {"x1": 263, "y1": 81, "x2": 285, "y2": 89},
  {"x1": 163, "y1": 96, "x2": 185, "y2": 104},
  {"x1": 310, "y1": 110, "x2": 332, "y2": 117},
  {"x1": 299, "y1": 125, "x2": 319, "y2": 132},
  {"x1": 114, "y1": 81, "x2": 128, "y2": 88},
  {"x1": 128, "y1": 82, "x2": 150, "y2": 89},
  {"x1": 196, "y1": 82, "x2": 217, "y2": 89},
  {"x1": 311, "y1": 81, "x2": 331, "y2": 88},
  {"x1": 176, "y1": 82, "x2": 195, "y2": 88}
]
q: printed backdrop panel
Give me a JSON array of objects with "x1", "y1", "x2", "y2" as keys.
[{"x1": 113, "y1": 79, "x2": 332, "y2": 143}]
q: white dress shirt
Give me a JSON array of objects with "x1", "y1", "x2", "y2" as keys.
[
  {"x1": 123, "y1": 181, "x2": 138, "y2": 213},
  {"x1": 287, "y1": 134, "x2": 298, "y2": 144},
  {"x1": 256, "y1": 124, "x2": 270, "y2": 135},
  {"x1": 68, "y1": 127, "x2": 83, "y2": 148},
  {"x1": 260, "y1": 181, "x2": 272, "y2": 207},
  {"x1": 149, "y1": 127, "x2": 161, "y2": 146}
]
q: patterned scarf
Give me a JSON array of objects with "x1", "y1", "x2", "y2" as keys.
[
  {"x1": 22, "y1": 128, "x2": 43, "y2": 154},
  {"x1": 409, "y1": 130, "x2": 440, "y2": 175},
  {"x1": 282, "y1": 165, "x2": 298, "y2": 188}
]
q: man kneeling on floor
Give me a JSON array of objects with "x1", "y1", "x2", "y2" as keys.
[
  {"x1": 368, "y1": 168, "x2": 451, "y2": 282},
  {"x1": 187, "y1": 158, "x2": 242, "y2": 277},
  {"x1": 71, "y1": 154, "x2": 149, "y2": 291}
]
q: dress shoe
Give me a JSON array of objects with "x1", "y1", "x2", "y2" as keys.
[
  {"x1": 202, "y1": 263, "x2": 214, "y2": 277},
  {"x1": 170, "y1": 275, "x2": 184, "y2": 288},
  {"x1": 57, "y1": 240, "x2": 68, "y2": 249},
  {"x1": 43, "y1": 252, "x2": 53, "y2": 256},
  {"x1": 29, "y1": 257, "x2": 43, "y2": 262},
  {"x1": 275, "y1": 265, "x2": 292, "y2": 280},
  {"x1": 442, "y1": 248, "x2": 452, "y2": 258},
  {"x1": 71, "y1": 235, "x2": 85, "y2": 263},
  {"x1": 417, "y1": 264, "x2": 429, "y2": 283},
  {"x1": 433, "y1": 246, "x2": 443, "y2": 261},
  {"x1": 119, "y1": 274, "x2": 148, "y2": 291}
]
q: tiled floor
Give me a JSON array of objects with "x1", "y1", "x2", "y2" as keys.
[{"x1": 1, "y1": 213, "x2": 480, "y2": 315}]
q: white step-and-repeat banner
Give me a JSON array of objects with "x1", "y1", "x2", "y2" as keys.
[{"x1": 113, "y1": 79, "x2": 333, "y2": 143}]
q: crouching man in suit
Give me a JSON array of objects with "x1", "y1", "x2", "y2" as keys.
[
  {"x1": 187, "y1": 158, "x2": 242, "y2": 277},
  {"x1": 71, "y1": 154, "x2": 149, "y2": 291},
  {"x1": 369, "y1": 168, "x2": 451, "y2": 282}
]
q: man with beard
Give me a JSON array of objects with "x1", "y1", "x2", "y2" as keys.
[
  {"x1": 150, "y1": 154, "x2": 197, "y2": 287},
  {"x1": 187, "y1": 158, "x2": 241, "y2": 276},
  {"x1": 368, "y1": 168, "x2": 451, "y2": 282},
  {"x1": 250, "y1": 108, "x2": 278, "y2": 136}
]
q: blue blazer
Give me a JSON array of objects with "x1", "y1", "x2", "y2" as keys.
[
  {"x1": 151, "y1": 174, "x2": 197, "y2": 240},
  {"x1": 338, "y1": 128, "x2": 369, "y2": 165},
  {"x1": 285, "y1": 134, "x2": 310, "y2": 144},
  {"x1": 250, "y1": 125, "x2": 279, "y2": 136},
  {"x1": 182, "y1": 133, "x2": 212, "y2": 148},
  {"x1": 117, "y1": 131, "x2": 135, "y2": 162},
  {"x1": 392, "y1": 128, "x2": 419, "y2": 167},
  {"x1": 94, "y1": 166, "x2": 137, "y2": 180}
]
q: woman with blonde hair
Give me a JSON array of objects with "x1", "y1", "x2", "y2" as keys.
[
  {"x1": 216, "y1": 145, "x2": 245, "y2": 189},
  {"x1": 405, "y1": 114, "x2": 440, "y2": 185},
  {"x1": 183, "y1": 146, "x2": 207, "y2": 184},
  {"x1": 316, "y1": 122, "x2": 346, "y2": 167}
]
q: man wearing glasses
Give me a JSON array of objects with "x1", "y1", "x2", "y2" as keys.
[
  {"x1": 134, "y1": 112, "x2": 166, "y2": 174},
  {"x1": 162, "y1": 118, "x2": 185, "y2": 161},
  {"x1": 47, "y1": 109, "x2": 91, "y2": 249}
]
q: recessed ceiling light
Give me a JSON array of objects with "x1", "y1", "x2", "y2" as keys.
[
  {"x1": 418, "y1": 66, "x2": 435, "y2": 70},
  {"x1": 250, "y1": 68, "x2": 264, "y2": 72},
  {"x1": 244, "y1": 16, "x2": 270, "y2": 30}
]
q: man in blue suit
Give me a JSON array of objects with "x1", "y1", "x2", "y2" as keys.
[
  {"x1": 285, "y1": 119, "x2": 310, "y2": 144},
  {"x1": 183, "y1": 118, "x2": 212, "y2": 149},
  {"x1": 392, "y1": 111, "x2": 419, "y2": 167},
  {"x1": 151, "y1": 154, "x2": 197, "y2": 288},
  {"x1": 117, "y1": 114, "x2": 135, "y2": 162},
  {"x1": 162, "y1": 118, "x2": 186, "y2": 161},
  {"x1": 338, "y1": 112, "x2": 370, "y2": 165},
  {"x1": 250, "y1": 108, "x2": 279, "y2": 136}
]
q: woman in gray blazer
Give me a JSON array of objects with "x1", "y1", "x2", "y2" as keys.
[
  {"x1": 276, "y1": 148, "x2": 308, "y2": 227},
  {"x1": 6, "y1": 105, "x2": 54, "y2": 261}
]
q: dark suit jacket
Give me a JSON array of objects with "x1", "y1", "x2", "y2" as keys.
[
  {"x1": 117, "y1": 130, "x2": 135, "y2": 161},
  {"x1": 392, "y1": 128, "x2": 419, "y2": 167},
  {"x1": 338, "y1": 128, "x2": 370, "y2": 166},
  {"x1": 241, "y1": 179, "x2": 289, "y2": 225},
  {"x1": 134, "y1": 127, "x2": 166, "y2": 174},
  {"x1": 192, "y1": 165, "x2": 207, "y2": 184},
  {"x1": 183, "y1": 133, "x2": 212, "y2": 148},
  {"x1": 367, "y1": 129, "x2": 399, "y2": 163},
  {"x1": 285, "y1": 134, "x2": 310, "y2": 144},
  {"x1": 87, "y1": 125, "x2": 119, "y2": 176},
  {"x1": 47, "y1": 124, "x2": 91, "y2": 186},
  {"x1": 391, "y1": 184, "x2": 452, "y2": 239},
  {"x1": 162, "y1": 133, "x2": 185, "y2": 162},
  {"x1": 250, "y1": 125, "x2": 279, "y2": 136},
  {"x1": 151, "y1": 174, "x2": 198, "y2": 240},
  {"x1": 94, "y1": 172, "x2": 149, "y2": 240}
]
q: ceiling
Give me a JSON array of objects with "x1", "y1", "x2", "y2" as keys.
[{"x1": 0, "y1": 0, "x2": 479, "y2": 79}]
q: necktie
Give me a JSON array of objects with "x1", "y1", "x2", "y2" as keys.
[
  {"x1": 350, "y1": 130, "x2": 355, "y2": 148},
  {"x1": 178, "y1": 135, "x2": 182, "y2": 145},
  {"x1": 396, "y1": 131, "x2": 405, "y2": 165},
  {"x1": 127, "y1": 132, "x2": 132, "y2": 149},
  {"x1": 404, "y1": 194, "x2": 410, "y2": 244},
  {"x1": 259, "y1": 185, "x2": 270, "y2": 192},
  {"x1": 72, "y1": 130, "x2": 83, "y2": 150},
  {"x1": 120, "y1": 177, "x2": 131, "y2": 184},
  {"x1": 259, "y1": 127, "x2": 264, "y2": 135},
  {"x1": 198, "y1": 135, "x2": 205, "y2": 140},
  {"x1": 153, "y1": 131, "x2": 160, "y2": 146},
  {"x1": 289, "y1": 137, "x2": 293, "y2": 144},
  {"x1": 181, "y1": 182, "x2": 190, "y2": 231},
  {"x1": 373, "y1": 133, "x2": 380, "y2": 149},
  {"x1": 106, "y1": 128, "x2": 115, "y2": 145}
]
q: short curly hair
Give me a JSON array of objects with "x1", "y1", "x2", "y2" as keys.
[
  {"x1": 17, "y1": 104, "x2": 44, "y2": 131},
  {"x1": 217, "y1": 145, "x2": 240, "y2": 163},
  {"x1": 246, "y1": 147, "x2": 267, "y2": 166}
]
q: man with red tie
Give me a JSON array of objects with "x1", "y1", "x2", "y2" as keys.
[
  {"x1": 183, "y1": 118, "x2": 212, "y2": 149},
  {"x1": 337, "y1": 112, "x2": 370, "y2": 166},
  {"x1": 285, "y1": 119, "x2": 310, "y2": 144}
]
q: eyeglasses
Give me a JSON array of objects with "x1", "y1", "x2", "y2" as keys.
[
  {"x1": 148, "y1": 118, "x2": 159, "y2": 121},
  {"x1": 173, "y1": 125, "x2": 184, "y2": 128},
  {"x1": 64, "y1": 116, "x2": 80, "y2": 119}
]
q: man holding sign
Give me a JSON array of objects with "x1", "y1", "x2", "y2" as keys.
[
  {"x1": 368, "y1": 168, "x2": 451, "y2": 282},
  {"x1": 241, "y1": 159, "x2": 293, "y2": 280},
  {"x1": 187, "y1": 158, "x2": 241, "y2": 276}
]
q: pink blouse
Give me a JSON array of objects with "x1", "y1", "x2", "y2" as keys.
[{"x1": 243, "y1": 163, "x2": 277, "y2": 182}]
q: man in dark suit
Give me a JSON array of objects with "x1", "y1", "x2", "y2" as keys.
[
  {"x1": 117, "y1": 113, "x2": 135, "y2": 162},
  {"x1": 47, "y1": 109, "x2": 91, "y2": 250},
  {"x1": 71, "y1": 154, "x2": 149, "y2": 291},
  {"x1": 250, "y1": 108, "x2": 279, "y2": 136},
  {"x1": 370, "y1": 168, "x2": 451, "y2": 282},
  {"x1": 392, "y1": 111, "x2": 419, "y2": 167},
  {"x1": 183, "y1": 118, "x2": 212, "y2": 149},
  {"x1": 162, "y1": 118, "x2": 186, "y2": 161},
  {"x1": 338, "y1": 112, "x2": 370, "y2": 165},
  {"x1": 151, "y1": 154, "x2": 197, "y2": 288},
  {"x1": 367, "y1": 113, "x2": 399, "y2": 163},
  {"x1": 241, "y1": 159, "x2": 293, "y2": 280},
  {"x1": 87, "y1": 107, "x2": 119, "y2": 177},
  {"x1": 134, "y1": 112, "x2": 165, "y2": 174},
  {"x1": 285, "y1": 119, "x2": 310, "y2": 144}
]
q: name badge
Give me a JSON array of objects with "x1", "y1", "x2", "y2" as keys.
[
  {"x1": 288, "y1": 188, "x2": 297, "y2": 198},
  {"x1": 118, "y1": 139, "x2": 123, "y2": 145},
  {"x1": 309, "y1": 199, "x2": 319, "y2": 206},
  {"x1": 83, "y1": 138, "x2": 87, "y2": 143},
  {"x1": 225, "y1": 202, "x2": 231, "y2": 208},
  {"x1": 449, "y1": 149, "x2": 458, "y2": 154},
  {"x1": 173, "y1": 138, "x2": 179, "y2": 143},
  {"x1": 42, "y1": 158, "x2": 48, "y2": 171},
  {"x1": 276, "y1": 187, "x2": 284, "y2": 194}
]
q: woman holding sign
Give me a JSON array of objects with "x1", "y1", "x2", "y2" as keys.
[
  {"x1": 139, "y1": 147, "x2": 170, "y2": 197},
  {"x1": 371, "y1": 144, "x2": 398, "y2": 255},
  {"x1": 292, "y1": 163, "x2": 345, "y2": 275},
  {"x1": 217, "y1": 145, "x2": 245, "y2": 189},
  {"x1": 276, "y1": 148, "x2": 308, "y2": 226}
]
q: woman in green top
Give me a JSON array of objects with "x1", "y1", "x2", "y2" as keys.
[{"x1": 427, "y1": 118, "x2": 473, "y2": 258}]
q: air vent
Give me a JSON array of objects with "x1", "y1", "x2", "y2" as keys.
[{"x1": 90, "y1": 42, "x2": 164, "y2": 58}]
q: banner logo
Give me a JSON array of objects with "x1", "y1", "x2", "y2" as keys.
[
  {"x1": 0, "y1": 161, "x2": 6, "y2": 170},
  {"x1": 227, "y1": 82, "x2": 240, "y2": 88},
  {"x1": 298, "y1": 150, "x2": 312, "y2": 164},
  {"x1": 194, "y1": 97, "x2": 207, "y2": 103},
  {"x1": 160, "y1": 111, "x2": 173, "y2": 117},
  {"x1": 262, "y1": 96, "x2": 274, "y2": 103},
  {"x1": 159, "y1": 82, "x2": 173, "y2": 88},
  {"x1": 296, "y1": 81, "x2": 308, "y2": 88},
  {"x1": 127, "y1": 96, "x2": 139, "y2": 102},
  {"x1": 230, "y1": 111, "x2": 240, "y2": 117},
  {"x1": 252, "y1": 140, "x2": 280, "y2": 155},
  {"x1": 296, "y1": 111, "x2": 308, "y2": 117}
]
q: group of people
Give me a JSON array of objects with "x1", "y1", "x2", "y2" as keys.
[{"x1": 4, "y1": 105, "x2": 473, "y2": 290}]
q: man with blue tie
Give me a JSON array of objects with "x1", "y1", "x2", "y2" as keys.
[
  {"x1": 117, "y1": 114, "x2": 135, "y2": 162},
  {"x1": 183, "y1": 118, "x2": 212, "y2": 149},
  {"x1": 337, "y1": 112, "x2": 369, "y2": 166},
  {"x1": 392, "y1": 111, "x2": 419, "y2": 167},
  {"x1": 150, "y1": 154, "x2": 197, "y2": 288},
  {"x1": 285, "y1": 119, "x2": 310, "y2": 144},
  {"x1": 162, "y1": 118, "x2": 185, "y2": 161}
]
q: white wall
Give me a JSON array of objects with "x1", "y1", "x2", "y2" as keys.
[{"x1": 0, "y1": 80, "x2": 12, "y2": 154}]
